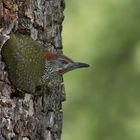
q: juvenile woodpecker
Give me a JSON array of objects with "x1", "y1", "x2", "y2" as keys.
[{"x1": 2, "y1": 33, "x2": 89, "y2": 94}]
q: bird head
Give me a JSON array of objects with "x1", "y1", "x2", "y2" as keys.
[{"x1": 44, "y1": 52, "x2": 90, "y2": 75}]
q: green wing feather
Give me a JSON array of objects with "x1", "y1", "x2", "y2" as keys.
[{"x1": 2, "y1": 33, "x2": 44, "y2": 94}]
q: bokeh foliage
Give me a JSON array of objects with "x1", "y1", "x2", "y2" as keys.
[{"x1": 62, "y1": 0, "x2": 140, "y2": 140}]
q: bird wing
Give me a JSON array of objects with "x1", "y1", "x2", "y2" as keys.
[{"x1": 2, "y1": 33, "x2": 44, "y2": 94}]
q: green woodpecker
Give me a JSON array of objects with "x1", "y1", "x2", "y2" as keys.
[{"x1": 2, "y1": 33, "x2": 89, "y2": 94}]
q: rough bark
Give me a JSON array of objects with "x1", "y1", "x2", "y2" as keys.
[{"x1": 0, "y1": 0, "x2": 65, "y2": 140}]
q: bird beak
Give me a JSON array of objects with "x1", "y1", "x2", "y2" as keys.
[
  {"x1": 72, "y1": 62, "x2": 90, "y2": 68},
  {"x1": 59, "y1": 62, "x2": 90, "y2": 74}
]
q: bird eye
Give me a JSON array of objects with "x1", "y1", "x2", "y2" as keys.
[{"x1": 60, "y1": 59, "x2": 69, "y2": 64}]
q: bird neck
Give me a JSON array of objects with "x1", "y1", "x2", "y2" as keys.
[{"x1": 39, "y1": 61, "x2": 57, "y2": 85}]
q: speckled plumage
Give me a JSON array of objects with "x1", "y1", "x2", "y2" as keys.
[
  {"x1": 2, "y1": 33, "x2": 44, "y2": 94},
  {"x1": 2, "y1": 33, "x2": 89, "y2": 94}
]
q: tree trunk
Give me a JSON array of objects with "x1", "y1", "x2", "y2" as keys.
[{"x1": 0, "y1": 0, "x2": 65, "y2": 140}]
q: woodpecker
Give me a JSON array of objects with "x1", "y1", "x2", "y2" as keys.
[{"x1": 2, "y1": 33, "x2": 89, "y2": 94}]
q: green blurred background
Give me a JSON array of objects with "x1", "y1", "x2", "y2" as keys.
[{"x1": 62, "y1": 0, "x2": 140, "y2": 140}]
